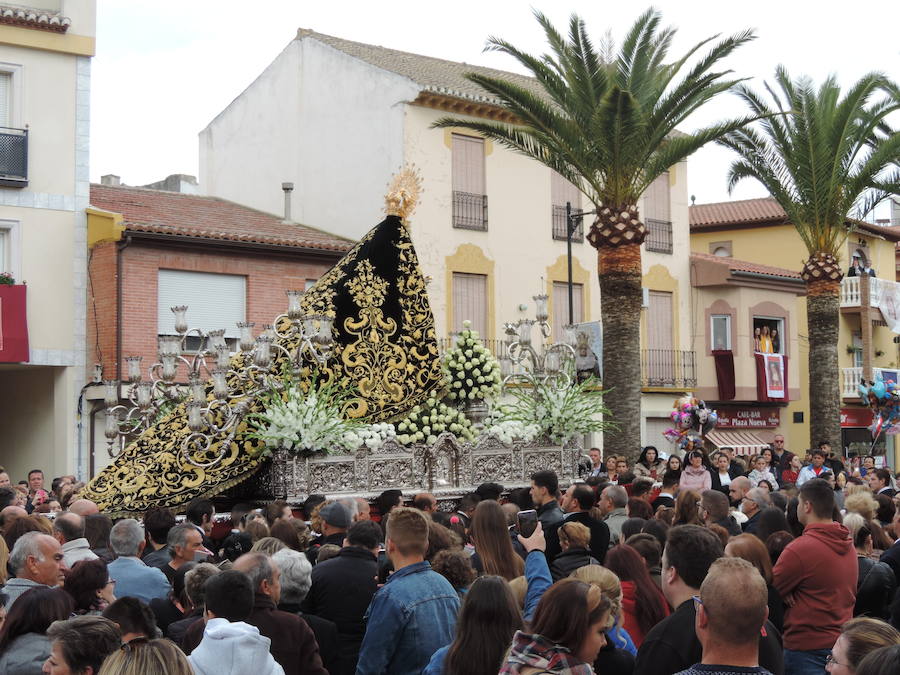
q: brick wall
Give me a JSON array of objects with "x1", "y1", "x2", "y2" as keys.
[
  {"x1": 86, "y1": 241, "x2": 119, "y2": 380},
  {"x1": 88, "y1": 240, "x2": 340, "y2": 382}
]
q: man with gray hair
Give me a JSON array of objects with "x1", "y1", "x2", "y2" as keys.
[
  {"x1": 106, "y1": 518, "x2": 171, "y2": 604},
  {"x1": 1, "y1": 531, "x2": 67, "y2": 608},
  {"x1": 181, "y1": 552, "x2": 327, "y2": 674},
  {"x1": 740, "y1": 487, "x2": 771, "y2": 535},
  {"x1": 338, "y1": 497, "x2": 360, "y2": 521},
  {"x1": 599, "y1": 485, "x2": 629, "y2": 547},
  {"x1": 273, "y1": 548, "x2": 339, "y2": 675},
  {"x1": 157, "y1": 522, "x2": 205, "y2": 585},
  {"x1": 53, "y1": 511, "x2": 97, "y2": 568}
]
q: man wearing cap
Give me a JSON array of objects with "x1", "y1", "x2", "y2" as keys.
[{"x1": 307, "y1": 502, "x2": 351, "y2": 565}]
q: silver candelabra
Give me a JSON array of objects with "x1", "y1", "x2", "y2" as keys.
[{"x1": 102, "y1": 291, "x2": 335, "y2": 468}]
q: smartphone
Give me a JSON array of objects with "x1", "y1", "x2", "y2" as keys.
[{"x1": 517, "y1": 509, "x2": 538, "y2": 537}]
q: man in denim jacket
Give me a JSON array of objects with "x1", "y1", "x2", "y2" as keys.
[{"x1": 356, "y1": 507, "x2": 459, "y2": 675}]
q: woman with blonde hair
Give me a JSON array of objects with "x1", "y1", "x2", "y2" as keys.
[
  {"x1": 846, "y1": 491, "x2": 879, "y2": 521},
  {"x1": 98, "y1": 638, "x2": 193, "y2": 675},
  {"x1": 250, "y1": 536, "x2": 286, "y2": 556},
  {"x1": 570, "y1": 565, "x2": 636, "y2": 656},
  {"x1": 550, "y1": 521, "x2": 599, "y2": 581},
  {"x1": 842, "y1": 513, "x2": 897, "y2": 619},
  {"x1": 827, "y1": 617, "x2": 900, "y2": 674}
]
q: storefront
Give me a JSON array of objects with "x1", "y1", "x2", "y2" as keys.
[
  {"x1": 704, "y1": 406, "x2": 780, "y2": 456},
  {"x1": 840, "y1": 407, "x2": 889, "y2": 460}
]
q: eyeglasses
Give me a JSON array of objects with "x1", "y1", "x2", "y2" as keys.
[
  {"x1": 106, "y1": 579, "x2": 116, "y2": 587},
  {"x1": 692, "y1": 595, "x2": 704, "y2": 611},
  {"x1": 825, "y1": 653, "x2": 848, "y2": 668}
]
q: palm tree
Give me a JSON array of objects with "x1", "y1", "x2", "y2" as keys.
[
  {"x1": 433, "y1": 9, "x2": 756, "y2": 458},
  {"x1": 718, "y1": 68, "x2": 900, "y2": 451}
]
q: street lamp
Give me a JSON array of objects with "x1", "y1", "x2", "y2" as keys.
[{"x1": 565, "y1": 201, "x2": 598, "y2": 326}]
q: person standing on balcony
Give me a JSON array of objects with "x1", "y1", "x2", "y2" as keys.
[
  {"x1": 758, "y1": 326, "x2": 774, "y2": 354},
  {"x1": 848, "y1": 256, "x2": 876, "y2": 277}
]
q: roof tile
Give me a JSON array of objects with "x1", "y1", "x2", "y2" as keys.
[
  {"x1": 89, "y1": 184, "x2": 353, "y2": 253},
  {"x1": 298, "y1": 29, "x2": 545, "y2": 105},
  {"x1": 691, "y1": 251, "x2": 802, "y2": 279},
  {"x1": 689, "y1": 197, "x2": 787, "y2": 228}
]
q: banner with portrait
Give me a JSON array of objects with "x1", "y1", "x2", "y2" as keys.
[
  {"x1": 876, "y1": 279, "x2": 900, "y2": 334},
  {"x1": 764, "y1": 354, "x2": 785, "y2": 398}
]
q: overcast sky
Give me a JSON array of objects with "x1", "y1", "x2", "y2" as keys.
[{"x1": 91, "y1": 0, "x2": 899, "y2": 214}]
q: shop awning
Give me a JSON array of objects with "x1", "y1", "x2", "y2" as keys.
[{"x1": 705, "y1": 429, "x2": 770, "y2": 456}]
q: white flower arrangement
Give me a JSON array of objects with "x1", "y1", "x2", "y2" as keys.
[
  {"x1": 396, "y1": 391, "x2": 475, "y2": 445},
  {"x1": 486, "y1": 419, "x2": 541, "y2": 444},
  {"x1": 492, "y1": 373, "x2": 613, "y2": 445},
  {"x1": 247, "y1": 381, "x2": 396, "y2": 456},
  {"x1": 444, "y1": 321, "x2": 502, "y2": 404}
]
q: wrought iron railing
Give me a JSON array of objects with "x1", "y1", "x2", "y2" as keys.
[
  {"x1": 551, "y1": 205, "x2": 583, "y2": 242},
  {"x1": 0, "y1": 127, "x2": 27, "y2": 187},
  {"x1": 641, "y1": 349, "x2": 696, "y2": 389},
  {"x1": 645, "y1": 218, "x2": 673, "y2": 254},
  {"x1": 452, "y1": 191, "x2": 488, "y2": 230}
]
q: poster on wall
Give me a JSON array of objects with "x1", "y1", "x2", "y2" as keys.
[
  {"x1": 764, "y1": 354, "x2": 785, "y2": 398},
  {"x1": 877, "y1": 280, "x2": 900, "y2": 334}
]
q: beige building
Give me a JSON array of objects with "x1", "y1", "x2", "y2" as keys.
[
  {"x1": 199, "y1": 30, "x2": 696, "y2": 450},
  {"x1": 0, "y1": 1, "x2": 95, "y2": 480}
]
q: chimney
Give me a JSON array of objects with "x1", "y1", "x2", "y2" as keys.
[
  {"x1": 101, "y1": 174, "x2": 121, "y2": 187},
  {"x1": 282, "y1": 182, "x2": 294, "y2": 223}
]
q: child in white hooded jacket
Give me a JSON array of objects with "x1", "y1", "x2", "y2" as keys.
[{"x1": 188, "y1": 570, "x2": 284, "y2": 675}]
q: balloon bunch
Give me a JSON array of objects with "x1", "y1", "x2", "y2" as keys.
[
  {"x1": 858, "y1": 378, "x2": 900, "y2": 437},
  {"x1": 663, "y1": 396, "x2": 718, "y2": 446}
]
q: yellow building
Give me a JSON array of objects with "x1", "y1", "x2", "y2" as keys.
[
  {"x1": 690, "y1": 197, "x2": 900, "y2": 462},
  {"x1": 0, "y1": 2, "x2": 96, "y2": 481}
]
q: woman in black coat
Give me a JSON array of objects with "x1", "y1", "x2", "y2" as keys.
[
  {"x1": 550, "y1": 521, "x2": 600, "y2": 581},
  {"x1": 850, "y1": 517, "x2": 898, "y2": 619}
]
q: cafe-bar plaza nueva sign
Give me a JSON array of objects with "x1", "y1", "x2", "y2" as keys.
[{"x1": 716, "y1": 407, "x2": 780, "y2": 429}]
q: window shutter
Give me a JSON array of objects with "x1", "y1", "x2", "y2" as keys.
[
  {"x1": 0, "y1": 230, "x2": 8, "y2": 274},
  {"x1": 451, "y1": 134, "x2": 485, "y2": 195},
  {"x1": 0, "y1": 73, "x2": 10, "y2": 128},
  {"x1": 452, "y1": 272, "x2": 488, "y2": 336},
  {"x1": 157, "y1": 270, "x2": 246, "y2": 337},
  {"x1": 644, "y1": 172, "x2": 671, "y2": 222},
  {"x1": 550, "y1": 171, "x2": 581, "y2": 209}
]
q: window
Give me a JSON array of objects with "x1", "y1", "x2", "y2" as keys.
[
  {"x1": 551, "y1": 171, "x2": 582, "y2": 241},
  {"x1": 0, "y1": 219, "x2": 19, "y2": 281},
  {"x1": 0, "y1": 72, "x2": 10, "y2": 128},
  {"x1": 710, "y1": 241, "x2": 732, "y2": 257},
  {"x1": 643, "y1": 172, "x2": 672, "y2": 253},
  {"x1": 452, "y1": 272, "x2": 488, "y2": 336},
  {"x1": 711, "y1": 314, "x2": 732, "y2": 351},
  {"x1": 304, "y1": 278, "x2": 317, "y2": 291},
  {"x1": 552, "y1": 281, "x2": 583, "y2": 340},
  {"x1": 451, "y1": 134, "x2": 487, "y2": 230},
  {"x1": 158, "y1": 270, "x2": 246, "y2": 351},
  {"x1": 851, "y1": 331, "x2": 863, "y2": 369},
  {"x1": 753, "y1": 316, "x2": 784, "y2": 354}
]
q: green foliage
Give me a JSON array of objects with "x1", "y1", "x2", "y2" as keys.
[
  {"x1": 492, "y1": 372, "x2": 614, "y2": 445},
  {"x1": 718, "y1": 67, "x2": 900, "y2": 259},
  {"x1": 433, "y1": 8, "x2": 756, "y2": 210}
]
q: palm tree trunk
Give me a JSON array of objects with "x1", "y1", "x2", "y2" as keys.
[
  {"x1": 598, "y1": 242, "x2": 643, "y2": 462},
  {"x1": 807, "y1": 279, "x2": 841, "y2": 451}
]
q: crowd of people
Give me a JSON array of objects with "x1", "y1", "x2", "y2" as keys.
[{"x1": 0, "y1": 441, "x2": 899, "y2": 674}]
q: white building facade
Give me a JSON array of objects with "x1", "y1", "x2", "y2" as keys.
[
  {"x1": 200, "y1": 30, "x2": 694, "y2": 450},
  {"x1": 0, "y1": 1, "x2": 95, "y2": 480}
]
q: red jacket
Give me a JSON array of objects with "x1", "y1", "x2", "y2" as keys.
[{"x1": 772, "y1": 522, "x2": 857, "y2": 650}]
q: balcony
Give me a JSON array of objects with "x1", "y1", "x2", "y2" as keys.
[
  {"x1": 452, "y1": 191, "x2": 488, "y2": 231},
  {"x1": 0, "y1": 127, "x2": 27, "y2": 187},
  {"x1": 551, "y1": 205, "x2": 584, "y2": 242},
  {"x1": 841, "y1": 366, "x2": 900, "y2": 399},
  {"x1": 645, "y1": 218, "x2": 673, "y2": 254},
  {"x1": 641, "y1": 349, "x2": 697, "y2": 389},
  {"x1": 839, "y1": 276, "x2": 900, "y2": 309}
]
